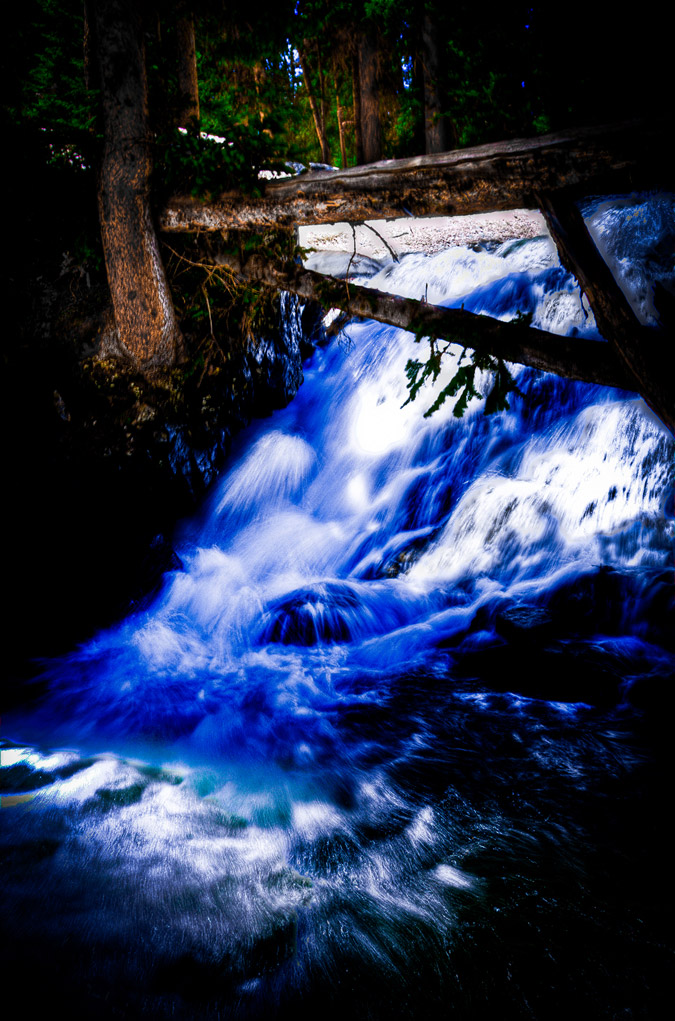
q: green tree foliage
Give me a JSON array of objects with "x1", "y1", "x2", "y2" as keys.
[
  {"x1": 6, "y1": 0, "x2": 670, "y2": 407},
  {"x1": 10, "y1": 1, "x2": 669, "y2": 179},
  {"x1": 6, "y1": 1, "x2": 94, "y2": 134}
]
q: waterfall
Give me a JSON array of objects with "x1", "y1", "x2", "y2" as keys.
[{"x1": 1, "y1": 193, "x2": 673, "y2": 1020}]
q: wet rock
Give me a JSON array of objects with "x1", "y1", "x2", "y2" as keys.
[
  {"x1": 300, "y1": 299, "x2": 328, "y2": 353},
  {"x1": 495, "y1": 604, "x2": 555, "y2": 644},
  {"x1": 0, "y1": 762, "x2": 54, "y2": 793},
  {"x1": 212, "y1": 810, "x2": 248, "y2": 830},
  {"x1": 88, "y1": 782, "x2": 146, "y2": 811},
  {"x1": 244, "y1": 912, "x2": 299, "y2": 975},
  {"x1": 454, "y1": 638, "x2": 622, "y2": 707},
  {"x1": 547, "y1": 566, "x2": 625, "y2": 634},
  {"x1": 0, "y1": 838, "x2": 61, "y2": 869},
  {"x1": 129, "y1": 534, "x2": 183, "y2": 611},
  {"x1": 136, "y1": 764, "x2": 184, "y2": 785},
  {"x1": 246, "y1": 292, "x2": 304, "y2": 415},
  {"x1": 53, "y1": 757, "x2": 98, "y2": 780},
  {"x1": 266, "y1": 867, "x2": 313, "y2": 904},
  {"x1": 625, "y1": 673, "x2": 675, "y2": 714},
  {"x1": 262, "y1": 583, "x2": 359, "y2": 645}
]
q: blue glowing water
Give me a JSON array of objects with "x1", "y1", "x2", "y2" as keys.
[{"x1": 2, "y1": 195, "x2": 673, "y2": 1019}]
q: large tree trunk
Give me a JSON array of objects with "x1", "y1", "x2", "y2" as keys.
[
  {"x1": 358, "y1": 29, "x2": 382, "y2": 164},
  {"x1": 421, "y1": 13, "x2": 455, "y2": 154},
  {"x1": 176, "y1": 3, "x2": 200, "y2": 131},
  {"x1": 93, "y1": 0, "x2": 182, "y2": 370}
]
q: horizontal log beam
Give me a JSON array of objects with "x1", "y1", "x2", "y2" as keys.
[
  {"x1": 212, "y1": 249, "x2": 633, "y2": 391},
  {"x1": 160, "y1": 120, "x2": 671, "y2": 233}
]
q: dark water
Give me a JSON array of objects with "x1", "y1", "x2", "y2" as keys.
[{"x1": 1, "y1": 195, "x2": 673, "y2": 1019}]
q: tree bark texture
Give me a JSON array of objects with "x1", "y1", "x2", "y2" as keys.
[
  {"x1": 334, "y1": 76, "x2": 348, "y2": 169},
  {"x1": 299, "y1": 46, "x2": 332, "y2": 164},
  {"x1": 209, "y1": 248, "x2": 632, "y2": 391},
  {"x1": 352, "y1": 51, "x2": 364, "y2": 165},
  {"x1": 176, "y1": 5, "x2": 200, "y2": 130},
  {"x1": 93, "y1": 0, "x2": 182, "y2": 369},
  {"x1": 421, "y1": 13, "x2": 454, "y2": 154},
  {"x1": 160, "y1": 120, "x2": 671, "y2": 233},
  {"x1": 536, "y1": 190, "x2": 674, "y2": 433},
  {"x1": 358, "y1": 29, "x2": 382, "y2": 164}
]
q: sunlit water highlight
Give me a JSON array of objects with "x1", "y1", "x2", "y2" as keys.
[{"x1": 2, "y1": 194, "x2": 674, "y2": 1019}]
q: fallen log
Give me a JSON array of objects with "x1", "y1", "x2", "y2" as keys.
[
  {"x1": 212, "y1": 249, "x2": 633, "y2": 391},
  {"x1": 537, "y1": 191, "x2": 674, "y2": 434},
  {"x1": 160, "y1": 120, "x2": 670, "y2": 234}
]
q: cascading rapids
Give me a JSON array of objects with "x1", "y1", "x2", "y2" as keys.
[
  {"x1": 13, "y1": 194, "x2": 673, "y2": 756},
  {"x1": 2, "y1": 193, "x2": 673, "y2": 1021}
]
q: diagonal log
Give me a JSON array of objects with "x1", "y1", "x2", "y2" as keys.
[
  {"x1": 160, "y1": 120, "x2": 671, "y2": 233},
  {"x1": 536, "y1": 191, "x2": 674, "y2": 434},
  {"x1": 212, "y1": 250, "x2": 633, "y2": 390}
]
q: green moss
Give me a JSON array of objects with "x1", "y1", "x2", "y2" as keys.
[
  {"x1": 137, "y1": 764, "x2": 184, "y2": 786},
  {"x1": 213, "y1": 810, "x2": 249, "y2": 830},
  {"x1": 93, "y1": 782, "x2": 146, "y2": 810}
]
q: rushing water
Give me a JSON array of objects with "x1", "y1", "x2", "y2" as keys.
[{"x1": 2, "y1": 195, "x2": 674, "y2": 1019}]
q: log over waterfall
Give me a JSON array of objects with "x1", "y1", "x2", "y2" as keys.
[
  {"x1": 160, "y1": 121, "x2": 670, "y2": 233},
  {"x1": 160, "y1": 119, "x2": 674, "y2": 433},
  {"x1": 212, "y1": 249, "x2": 633, "y2": 391}
]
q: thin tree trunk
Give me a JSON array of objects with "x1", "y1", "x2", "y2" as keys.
[
  {"x1": 410, "y1": 47, "x2": 426, "y2": 156},
  {"x1": 317, "y1": 49, "x2": 331, "y2": 161},
  {"x1": 253, "y1": 62, "x2": 266, "y2": 126},
  {"x1": 334, "y1": 75, "x2": 348, "y2": 168},
  {"x1": 352, "y1": 51, "x2": 364, "y2": 165},
  {"x1": 93, "y1": 0, "x2": 182, "y2": 369},
  {"x1": 358, "y1": 29, "x2": 382, "y2": 163},
  {"x1": 83, "y1": 1, "x2": 98, "y2": 92},
  {"x1": 298, "y1": 45, "x2": 331, "y2": 164},
  {"x1": 176, "y1": 4, "x2": 200, "y2": 131}
]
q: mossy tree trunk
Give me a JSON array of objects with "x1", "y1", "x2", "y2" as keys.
[{"x1": 93, "y1": 0, "x2": 182, "y2": 370}]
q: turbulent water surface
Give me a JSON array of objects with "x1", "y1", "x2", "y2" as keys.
[{"x1": 2, "y1": 194, "x2": 674, "y2": 1019}]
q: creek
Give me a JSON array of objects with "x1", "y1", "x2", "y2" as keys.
[{"x1": 1, "y1": 193, "x2": 673, "y2": 1019}]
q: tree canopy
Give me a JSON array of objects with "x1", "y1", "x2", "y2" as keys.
[
  {"x1": 4, "y1": 1, "x2": 672, "y2": 429},
  {"x1": 8, "y1": 1, "x2": 671, "y2": 172}
]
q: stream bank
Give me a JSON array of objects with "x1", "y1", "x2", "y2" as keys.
[{"x1": 3, "y1": 159, "x2": 320, "y2": 691}]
